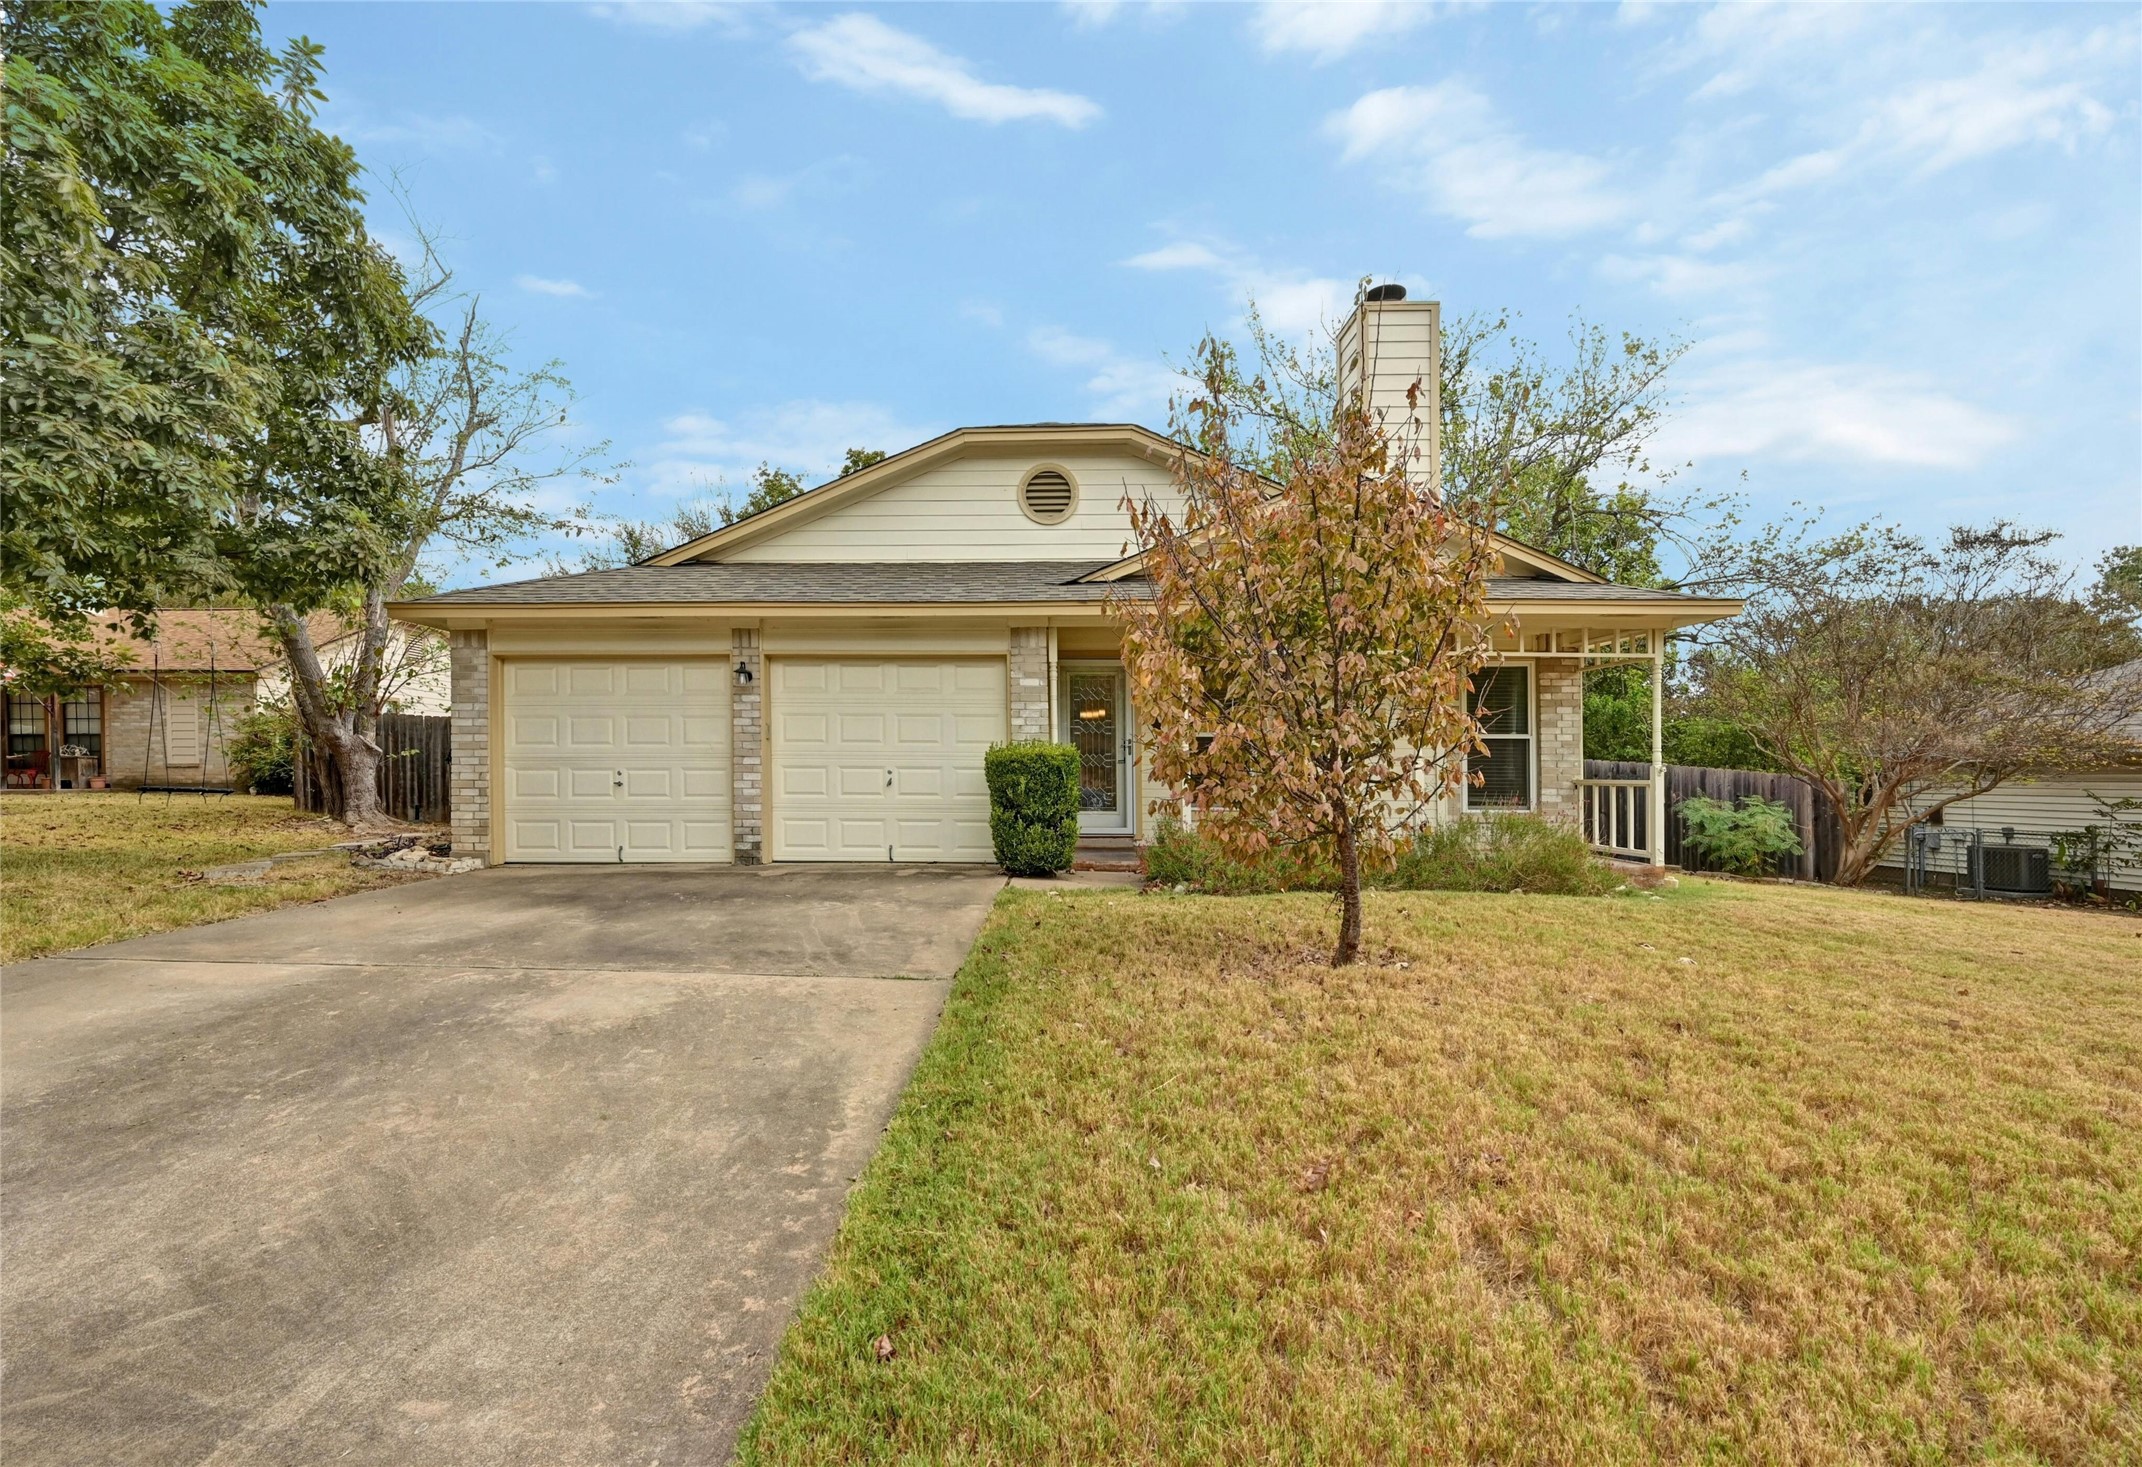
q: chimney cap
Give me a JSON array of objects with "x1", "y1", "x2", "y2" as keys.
[{"x1": 1363, "y1": 283, "x2": 1408, "y2": 303}]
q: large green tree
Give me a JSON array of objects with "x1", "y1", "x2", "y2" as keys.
[{"x1": 3, "y1": 0, "x2": 422, "y2": 618}]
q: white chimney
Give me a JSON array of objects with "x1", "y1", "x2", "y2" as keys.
[{"x1": 1336, "y1": 284, "x2": 1440, "y2": 494}]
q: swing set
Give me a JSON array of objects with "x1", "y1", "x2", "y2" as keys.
[{"x1": 137, "y1": 639, "x2": 235, "y2": 800}]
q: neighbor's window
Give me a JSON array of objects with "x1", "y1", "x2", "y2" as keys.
[
  {"x1": 62, "y1": 692, "x2": 101, "y2": 758},
  {"x1": 1465, "y1": 666, "x2": 1532, "y2": 810},
  {"x1": 6, "y1": 693, "x2": 47, "y2": 757}
]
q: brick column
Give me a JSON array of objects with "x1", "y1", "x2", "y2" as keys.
[
  {"x1": 731, "y1": 627, "x2": 764, "y2": 864},
  {"x1": 1008, "y1": 627, "x2": 1051, "y2": 742},
  {"x1": 449, "y1": 629, "x2": 491, "y2": 859},
  {"x1": 1534, "y1": 658, "x2": 1583, "y2": 826}
]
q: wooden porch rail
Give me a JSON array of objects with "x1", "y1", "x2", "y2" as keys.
[{"x1": 1577, "y1": 777, "x2": 1652, "y2": 861}]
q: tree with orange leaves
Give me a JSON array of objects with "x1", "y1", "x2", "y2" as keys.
[{"x1": 1118, "y1": 330, "x2": 1500, "y2": 966}]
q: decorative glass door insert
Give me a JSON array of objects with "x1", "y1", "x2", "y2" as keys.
[{"x1": 1067, "y1": 669, "x2": 1121, "y2": 823}]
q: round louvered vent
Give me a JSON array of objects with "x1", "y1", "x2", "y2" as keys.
[{"x1": 1018, "y1": 467, "x2": 1077, "y2": 524}]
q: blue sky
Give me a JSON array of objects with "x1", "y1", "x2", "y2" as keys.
[{"x1": 264, "y1": 1, "x2": 2142, "y2": 578}]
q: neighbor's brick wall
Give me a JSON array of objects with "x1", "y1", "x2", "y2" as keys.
[
  {"x1": 1535, "y1": 658, "x2": 1583, "y2": 825},
  {"x1": 449, "y1": 630, "x2": 490, "y2": 858},
  {"x1": 731, "y1": 627, "x2": 763, "y2": 864},
  {"x1": 105, "y1": 676, "x2": 256, "y2": 789},
  {"x1": 1009, "y1": 627, "x2": 1051, "y2": 742}
]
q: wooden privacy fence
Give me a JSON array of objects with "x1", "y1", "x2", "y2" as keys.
[
  {"x1": 294, "y1": 713, "x2": 451, "y2": 824},
  {"x1": 1584, "y1": 760, "x2": 1841, "y2": 881}
]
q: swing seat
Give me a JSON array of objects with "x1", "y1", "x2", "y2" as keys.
[{"x1": 137, "y1": 785, "x2": 235, "y2": 796}]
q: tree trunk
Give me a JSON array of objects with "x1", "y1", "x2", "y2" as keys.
[
  {"x1": 271, "y1": 605, "x2": 387, "y2": 829},
  {"x1": 1332, "y1": 824, "x2": 1363, "y2": 966}
]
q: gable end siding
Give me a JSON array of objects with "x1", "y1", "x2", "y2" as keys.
[{"x1": 719, "y1": 452, "x2": 1184, "y2": 564}]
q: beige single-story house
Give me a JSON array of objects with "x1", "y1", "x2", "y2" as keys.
[
  {"x1": 391, "y1": 292, "x2": 1742, "y2": 868},
  {"x1": 4, "y1": 610, "x2": 448, "y2": 792}
]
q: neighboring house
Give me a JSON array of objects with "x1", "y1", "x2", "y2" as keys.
[
  {"x1": 390, "y1": 291, "x2": 1742, "y2": 867},
  {"x1": 1877, "y1": 658, "x2": 2142, "y2": 894},
  {"x1": 2, "y1": 611, "x2": 447, "y2": 791}
]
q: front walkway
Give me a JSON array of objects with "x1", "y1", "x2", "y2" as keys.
[{"x1": 1, "y1": 865, "x2": 1003, "y2": 1466}]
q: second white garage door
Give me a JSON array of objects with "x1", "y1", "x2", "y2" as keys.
[
  {"x1": 770, "y1": 659, "x2": 1003, "y2": 862},
  {"x1": 502, "y1": 660, "x2": 730, "y2": 862}
]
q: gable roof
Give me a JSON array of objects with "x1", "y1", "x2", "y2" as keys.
[
  {"x1": 392, "y1": 561, "x2": 1740, "y2": 621},
  {"x1": 646, "y1": 423, "x2": 1186, "y2": 566},
  {"x1": 86, "y1": 609, "x2": 342, "y2": 674}
]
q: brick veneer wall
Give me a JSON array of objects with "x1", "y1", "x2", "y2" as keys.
[
  {"x1": 449, "y1": 630, "x2": 490, "y2": 858},
  {"x1": 731, "y1": 627, "x2": 763, "y2": 864},
  {"x1": 1008, "y1": 627, "x2": 1051, "y2": 742},
  {"x1": 1534, "y1": 658, "x2": 1584, "y2": 825},
  {"x1": 104, "y1": 675, "x2": 255, "y2": 789}
]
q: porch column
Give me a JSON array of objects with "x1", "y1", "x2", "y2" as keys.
[
  {"x1": 1533, "y1": 658, "x2": 1584, "y2": 826},
  {"x1": 731, "y1": 626, "x2": 764, "y2": 865},
  {"x1": 1008, "y1": 627, "x2": 1051, "y2": 742},
  {"x1": 1648, "y1": 641, "x2": 1666, "y2": 867},
  {"x1": 448, "y1": 629, "x2": 491, "y2": 860}
]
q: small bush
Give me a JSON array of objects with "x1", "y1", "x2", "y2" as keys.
[
  {"x1": 1677, "y1": 795, "x2": 1803, "y2": 876},
  {"x1": 984, "y1": 742, "x2": 1080, "y2": 876},
  {"x1": 1386, "y1": 816, "x2": 1615, "y2": 895},
  {"x1": 1141, "y1": 815, "x2": 1339, "y2": 893},
  {"x1": 227, "y1": 702, "x2": 298, "y2": 796}
]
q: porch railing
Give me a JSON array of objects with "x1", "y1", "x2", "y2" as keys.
[{"x1": 1577, "y1": 777, "x2": 1651, "y2": 861}]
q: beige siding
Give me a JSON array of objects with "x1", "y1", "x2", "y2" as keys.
[
  {"x1": 1879, "y1": 772, "x2": 2142, "y2": 890},
  {"x1": 722, "y1": 451, "x2": 1183, "y2": 563},
  {"x1": 1336, "y1": 300, "x2": 1439, "y2": 488}
]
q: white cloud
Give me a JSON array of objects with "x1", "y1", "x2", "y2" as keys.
[
  {"x1": 1250, "y1": 1, "x2": 1445, "y2": 62},
  {"x1": 516, "y1": 274, "x2": 593, "y2": 298},
  {"x1": 788, "y1": 13, "x2": 1101, "y2": 128},
  {"x1": 1028, "y1": 327, "x2": 1189, "y2": 420},
  {"x1": 1123, "y1": 239, "x2": 1353, "y2": 336},
  {"x1": 961, "y1": 300, "x2": 1005, "y2": 328},
  {"x1": 682, "y1": 119, "x2": 727, "y2": 150},
  {"x1": 325, "y1": 108, "x2": 501, "y2": 155},
  {"x1": 1327, "y1": 82, "x2": 1631, "y2": 238},
  {"x1": 1597, "y1": 251, "x2": 1764, "y2": 299},
  {"x1": 586, "y1": 2, "x2": 747, "y2": 33},
  {"x1": 640, "y1": 401, "x2": 934, "y2": 498},
  {"x1": 1660, "y1": 360, "x2": 2020, "y2": 471}
]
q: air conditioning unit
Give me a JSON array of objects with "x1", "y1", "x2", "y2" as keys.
[{"x1": 1975, "y1": 844, "x2": 2050, "y2": 895}]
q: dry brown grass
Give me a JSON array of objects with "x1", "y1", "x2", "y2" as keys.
[
  {"x1": 740, "y1": 880, "x2": 2141, "y2": 1465},
  {"x1": 0, "y1": 793, "x2": 430, "y2": 963}
]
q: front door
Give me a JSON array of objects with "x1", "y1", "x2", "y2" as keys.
[{"x1": 1062, "y1": 664, "x2": 1129, "y2": 834}]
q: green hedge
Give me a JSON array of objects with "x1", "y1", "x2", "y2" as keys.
[
  {"x1": 984, "y1": 742, "x2": 1080, "y2": 876},
  {"x1": 1144, "y1": 813, "x2": 1613, "y2": 896}
]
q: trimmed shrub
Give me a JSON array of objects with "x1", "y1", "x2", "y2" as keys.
[
  {"x1": 1386, "y1": 815, "x2": 1615, "y2": 895},
  {"x1": 984, "y1": 742, "x2": 1080, "y2": 876},
  {"x1": 1677, "y1": 795, "x2": 1803, "y2": 876},
  {"x1": 227, "y1": 701, "x2": 298, "y2": 796}
]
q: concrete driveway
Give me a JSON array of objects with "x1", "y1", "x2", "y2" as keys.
[{"x1": 1, "y1": 864, "x2": 1004, "y2": 1467}]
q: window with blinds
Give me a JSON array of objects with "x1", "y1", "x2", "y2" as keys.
[{"x1": 1465, "y1": 666, "x2": 1532, "y2": 810}]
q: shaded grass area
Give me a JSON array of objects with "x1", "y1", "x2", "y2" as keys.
[
  {"x1": 741, "y1": 881, "x2": 2141, "y2": 1465},
  {"x1": 0, "y1": 793, "x2": 428, "y2": 962}
]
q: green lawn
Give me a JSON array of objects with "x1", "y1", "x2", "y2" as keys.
[
  {"x1": 741, "y1": 880, "x2": 2141, "y2": 1465},
  {"x1": 0, "y1": 793, "x2": 429, "y2": 963}
]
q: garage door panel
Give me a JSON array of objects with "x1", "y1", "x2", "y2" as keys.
[
  {"x1": 504, "y1": 660, "x2": 730, "y2": 863},
  {"x1": 509, "y1": 664, "x2": 561, "y2": 697},
  {"x1": 781, "y1": 765, "x2": 829, "y2": 797},
  {"x1": 512, "y1": 714, "x2": 562, "y2": 749},
  {"x1": 509, "y1": 767, "x2": 561, "y2": 800},
  {"x1": 771, "y1": 658, "x2": 1004, "y2": 863}
]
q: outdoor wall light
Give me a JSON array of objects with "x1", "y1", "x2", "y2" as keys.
[{"x1": 734, "y1": 660, "x2": 754, "y2": 686}]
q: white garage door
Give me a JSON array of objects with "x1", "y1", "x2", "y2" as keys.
[
  {"x1": 502, "y1": 661, "x2": 730, "y2": 863},
  {"x1": 770, "y1": 659, "x2": 1003, "y2": 862}
]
